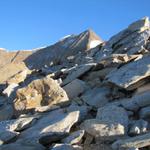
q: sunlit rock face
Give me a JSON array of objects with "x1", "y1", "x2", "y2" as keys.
[{"x1": 0, "y1": 17, "x2": 150, "y2": 150}]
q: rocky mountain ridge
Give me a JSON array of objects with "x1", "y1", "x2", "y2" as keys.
[{"x1": 0, "y1": 17, "x2": 150, "y2": 150}]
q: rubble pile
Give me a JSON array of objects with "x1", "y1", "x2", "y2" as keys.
[{"x1": 0, "y1": 17, "x2": 150, "y2": 150}]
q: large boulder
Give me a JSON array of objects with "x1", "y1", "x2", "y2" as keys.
[
  {"x1": 62, "y1": 63, "x2": 96, "y2": 86},
  {"x1": 106, "y1": 55, "x2": 150, "y2": 90},
  {"x1": 81, "y1": 86, "x2": 110, "y2": 108},
  {"x1": 80, "y1": 119, "x2": 125, "y2": 141},
  {"x1": 14, "y1": 76, "x2": 69, "y2": 115},
  {"x1": 17, "y1": 109, "x2": 79, "y2": 144},
  {"x1": 96, "y1": 105, "x2": 129, "y2": 129},
  {"x1": 63, "y1": 79, "x2": 88, "y2": 99}
]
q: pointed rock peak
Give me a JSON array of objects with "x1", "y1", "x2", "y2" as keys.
[
  {"x1": 83, "y1": 29, "x2": 102, "y2": 41},
  {"x1": 128, "y1": 16, "x2": 150, "y2": 32},
  {"x1": 81, "y1": 29, "x2": 103, "y2": 49}
]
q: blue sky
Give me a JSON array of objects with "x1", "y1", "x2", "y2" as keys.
[{"x1": 0, "y1": 0, "x2": 150, "y2": 50}]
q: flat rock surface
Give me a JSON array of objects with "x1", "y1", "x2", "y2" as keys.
[
  {"x1": 81, "y1": 87, "x2": 110, "y2": 108},
  {"x1": 96, "y1": 105, "x2": 129, "y2": 128},
  {"x1": 80, "y1": 119, "x2": 125, "y2": 141},
  {"x1": 106, "y1": 55, "x2": 150, "y2": 90},
  {"x1": 17, "y1": 109, "x2": 79, "y2": 142}
]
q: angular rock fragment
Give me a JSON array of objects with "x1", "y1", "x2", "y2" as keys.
[
  {"x1": 112, "y1": 132, "x2": 150, "y2": 150},
  {"x1": 63, "y1": 79, "x2": 88, "y2": 99},
  {"x1": 0, "y1": 116, "x2": 38, "y2": 132},
  {"x1": 96, "y1": 105, "x2": 129, "y2": 128},
  {"x1": 61, "y1": 130, "x2": 84, "y2": 144},
  {"x1": 66, "y1": 104, "x2": 89, "y2": 122},
  {"x1": 121, "y1": 91, "x2": 150, "y2": 111},
  {"x1": 81, "y1": 86, "x2": 110, "y2": 108},
  {"x1": 80, "y1": 119, "x2": 125, "y2": 141},
  {"x1": 14, "y1": 76, "x2": 69, "y2": 115},
  {"x1": 17, "y1": 109, "x2": 79, "y2": 144},
  {"x1": 83, "y1": 67, "x2": 116, "y2": 81},
  {"x1": 99, "y1": 54, "x2": 139, "y2": 67},
  {"x1": 62, "y1": 63, "x2": 96, "y2": 86},
  {"x1": 106, "y1": 55, "x2": 150, "y2": 90},
  {"x1": 95, "y1": 17, "x2": 150, "y2": 61}
]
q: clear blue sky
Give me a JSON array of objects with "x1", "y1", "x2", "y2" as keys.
[{"x1": 0, "y1": 0, "x2": 150, "y2": 51}]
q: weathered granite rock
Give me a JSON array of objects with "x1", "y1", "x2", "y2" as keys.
[
  {"x1": 17, "y1": 109, "x2": 79, "y2": 143},
  {"x1": 0, "y1": 116, "x2": 38, "y2": 132},
  {"x1": 80, "y1": 119, "x2": 125, "y2": 141},
  {"x1": 139, "y1": 106, "x2": 150, "y2": 119},
  {"x1": 14, "y1": 76, "x2": 69, "y2": 115},
  {"x1": 99, "y1": 54, "x2": 139, "y2": 67},
  {"x1": 0, "y1": 116, "x2": 38, "y2": 145},
  {"x1": 96, "y1": 105, "x2": 129, "y2": 128},
  {"x1": 62, "y1": 63, "x2": 96, "y2": 86},
  {"x1": 51, "y1": 144, "x2": 83, "y2": 150},
  {"x1": 62, "y1": 130, "x2": 84, "y2": 144},
  {"x1": 112, "y1": 132, "x2": 150, "y2": 150},
  {"x1": 106, "y1": 55, "x2": 150, "y2": 90},
  {"x1": 83, "y1": 67, "x2": 116, "y2": 81},
  {"x1": 81, "y1": 87, "x2": 110, "y2": 108},
  {"x1": 63, "y1": 79, "x2": 88, "y2": 99}
]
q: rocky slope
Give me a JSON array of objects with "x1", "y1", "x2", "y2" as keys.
[{"x1": 0, "y1": 17, "x2": 150, "y2": 150}]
